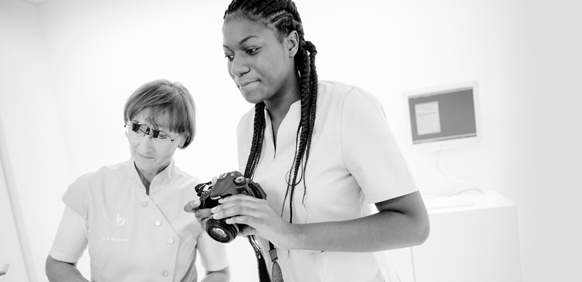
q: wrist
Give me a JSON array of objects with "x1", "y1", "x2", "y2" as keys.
[{"x1": 283, "y1": 222, "x2": 306, "y2": 250}]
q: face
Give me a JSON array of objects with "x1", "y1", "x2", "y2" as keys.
[
  {"x1": 222, "y1": 15, "x2": 298, "y2": 105},
  {"x1": 126, "y1": 110, "x2": 184, "y2": 175}
]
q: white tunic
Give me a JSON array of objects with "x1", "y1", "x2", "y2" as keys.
[
  {"x1": 49, "y1": 159, "x2": 228, "y2": 282},
  {"x1": 236, "y1": 80, "x2": 418, "y2": 282}
]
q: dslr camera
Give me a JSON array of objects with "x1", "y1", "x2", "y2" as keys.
[{"x1": 195, "y1": 171, "x2": 267, "y2": 243}]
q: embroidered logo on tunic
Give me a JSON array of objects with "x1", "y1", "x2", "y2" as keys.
[
  {"x1": 104, "y1": 212, "x2": 126, "y2": 231},
  {"x1": 115, "y1": 213, "x2": 126, "y2": 226},
  {"x1": 105, "y1": 212, "x2": 125, "y2": 226},
  {"x1": 102, "y1": 212, "x2": 129, "y2": 242}
]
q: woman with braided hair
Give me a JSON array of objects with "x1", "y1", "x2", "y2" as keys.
[{"x1": 186, "y1": 0, "x2": 430, "y2": 281}]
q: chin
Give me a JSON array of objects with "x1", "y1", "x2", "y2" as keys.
[
  {"x1": 243, "y1": 97, "x2": 262, "y2": 104},
  {"x1": 242, "y1": 92, "x2": 267, "y2": 105},
  {"x1": 133, "y1": 156, "x2": 155, "y2": 167},
  {"x1": 134, "y1": 161, "x2": 153, "y2": 171}
]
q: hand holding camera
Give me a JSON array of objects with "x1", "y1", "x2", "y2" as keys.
[{"x1": 193, "y1": 171, "x2": 267, "y2": 243}]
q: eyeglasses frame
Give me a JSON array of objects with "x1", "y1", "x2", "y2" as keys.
[{"x1": 124, "y1": 120, "x2": 181, "y2": 143}]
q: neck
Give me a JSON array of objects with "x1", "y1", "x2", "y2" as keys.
[
  {"x1": 265, "y1": 94, "x2": 299, "y2": 143},
  {"x1": 134, "y1": 161, "x2": 170, "y2": 194},
  {"x1": 264, "y1": 73, "x2": 300, "y2": 124}
]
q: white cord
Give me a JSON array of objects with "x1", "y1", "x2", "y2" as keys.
[{"x1": 435, "y1": 150, "x2": 483, "y2": 197}]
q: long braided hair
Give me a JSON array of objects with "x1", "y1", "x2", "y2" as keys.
[{"x1": 224, "y1": 0, "x2": 318, "y2": 223}]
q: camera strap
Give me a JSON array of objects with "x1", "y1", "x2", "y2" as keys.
[{"x1": 249, "y1": 235, "x2": 284, "y2": 282}]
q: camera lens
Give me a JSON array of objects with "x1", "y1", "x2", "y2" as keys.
[
  {"x1": 206, "y1": 219, "x2": 239, "y2": 243},
  {"x1": 210, "y1": 227, "x2": 228, "y2": 239}
]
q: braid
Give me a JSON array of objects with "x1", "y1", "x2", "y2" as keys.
[
  {"x1": 284, "y1": 39, "x2": 318, "y2": 220},
  {"x1": 306, "y1": 41, "x2": 318, "y2": 163},
  {"x1": 227, "y1": 0, "x2": 318, "y2": 223}
]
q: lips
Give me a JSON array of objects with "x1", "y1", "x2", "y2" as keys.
[
  {"x1": 237, "y1": 80, "x2": 258, "y2": 88},
  {"x1": 136, "y1": 152, "x2": 154, "y2": 160}
]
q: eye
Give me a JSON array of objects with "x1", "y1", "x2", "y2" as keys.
[
  {"x1": 246, "y1": 48, "x2": 259, "y2": 55},
  {"x1": 155, "y1": 130, "x2": 172, "y2": 139},
  {"x1": 225, "y1": 54, "x2": 234, "y2": 61}
]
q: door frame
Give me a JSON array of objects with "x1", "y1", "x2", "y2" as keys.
[{"x1": 0, "y1": 115, "x2": 37, "y2": 281}]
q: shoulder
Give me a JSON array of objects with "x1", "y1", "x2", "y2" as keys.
[
  {"x1": 318, "y1": 80, "x2": 379, "y2": 103},
  {"x1": 317, "y1": 80, "x2": 384, "y2": 115},
  {"x1": 168, "y1": 168, "x2": 202, "y2": 201},
  {"x1": 64, "y1": 160, "x2": 130, "y2": 216},
  {"x1": 318, "y1": 80, "x2": 353, "y2": 98},
  {"x1": 70, "y1": 161, "x2": 127, "y2": 190},
  {"x1": 172, "y1": 166, "x2": 203, "y2": 187}
]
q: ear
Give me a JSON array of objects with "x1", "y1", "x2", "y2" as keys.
[
  {"x1": 285, "y1": 30, "x2": 299, "y2": 58},
  {"x1": 178, "y1": 136, "x2": 188, "y2": 149}
]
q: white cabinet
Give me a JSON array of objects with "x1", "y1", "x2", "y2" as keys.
[{"x1": 382, "y1": 191, "x2": 521, "y2": 282}]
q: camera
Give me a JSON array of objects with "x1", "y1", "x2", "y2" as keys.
[{"x1": 195, "y1": 171, "x2": 267, "y2": 243}]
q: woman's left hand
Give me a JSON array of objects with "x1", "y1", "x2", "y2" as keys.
[{"x1": 210, "y1": 194, "x2": 297, "y2": 249}]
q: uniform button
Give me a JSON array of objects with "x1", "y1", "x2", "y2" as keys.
[
  {"x1": 167, "y1": 238, "x2": 175, "y2": 244},
  {"x1": 162, "y1": 270, "x2": 169, "y2": 277},
  {"x1": 141, "y1": 202, "x2": 148, "y2": 207},
  {"x1": 155, "y1": 220, "x2": 162, "y2": 226}
]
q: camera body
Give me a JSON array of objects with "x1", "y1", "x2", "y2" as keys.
[{"x1": 195, "y1": 171, "x2": 267, "y2": 243}]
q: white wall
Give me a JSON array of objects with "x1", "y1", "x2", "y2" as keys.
[
  {"x1": 531, "y1": 0, "x2": 582, "y2": 279},
  {"x1": 0, "y1": 0, "x2": 71, "y2": 281},
  {"x1": 1, "y1": 0, "x2": 580, "y2": 281}
]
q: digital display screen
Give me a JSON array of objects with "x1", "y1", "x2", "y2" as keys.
[{"x1": 408, "y1": 88, "x2": 477, "y2": 144}]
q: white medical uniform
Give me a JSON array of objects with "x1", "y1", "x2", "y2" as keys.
[
  {"x1": 49, "y1": 159, "x2": 228, "y2": 282},
  {"x1": 236, "y1": 80, "x2": 418, "y2": 282}
]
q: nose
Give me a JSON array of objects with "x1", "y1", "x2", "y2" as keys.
[
  {"x1": 229, "y1": 56, "x2": 249, "y2": 78},
  {"x1": 137, "y1": 134, "x2": 155, "y2": 151}
]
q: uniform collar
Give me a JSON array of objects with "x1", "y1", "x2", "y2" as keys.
[
  {"x1": 263, "y1": 100, "x2": 301, "y2": 119},
  {"x1": 127, "y1": 158, "x2": 175, "y2": 194}
]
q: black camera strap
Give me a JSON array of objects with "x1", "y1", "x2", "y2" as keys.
[{"x1": 249, "y1": 235, "x2": 283, "y2": 282}]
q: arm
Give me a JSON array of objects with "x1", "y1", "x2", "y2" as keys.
[
  {"x1": 46, "y1": 207, "x2": 89, "y2": 282},
  {"x1": 200, "y1": 267, "x2": 230, "y2": 282},
  {"x1": 46, "y1": 256, "x2": 89, "y2": 282},
  {"x1": 288, "y1": 191, "x2": 429, "y2": 251},
  {"x1": 182, "y1": 205, "x2": 230, "y2": 282},
  {"x1": 196, "y1": 221, "x2": 230, "y2": 282},
  {"x1": 211, "y1": 190, "x2": 429, "y2": 252}
]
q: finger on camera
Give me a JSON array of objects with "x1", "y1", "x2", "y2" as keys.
[
  {"x1": 216, "y1": 197, "x2": 259, "y2": 213},
  {"x1": 218, "y1": 194, "x2": 260, "y2": 204},
  {"x1": 213, "y1": 205, "x2": 257, "y2": 220},
  {"x1": 237, "y1": 224, "x2": 257, "y2": 237},
  {"x1": 200, "y1": 216, "x2": 211, "y2": 230},
  {"x1": 195, "y1": 208, "x2": 213, "y2": 220},
  {"x1": 183, "y1": 199, "x2": 201, "y2": 213}
]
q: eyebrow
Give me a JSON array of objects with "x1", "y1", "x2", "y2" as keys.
[
  {"x1": 132, "y1": 120, "x2": 170, "y2": 133},
  {"x1": 223, "y1": 35, "x2": 259, "y2": 50}
]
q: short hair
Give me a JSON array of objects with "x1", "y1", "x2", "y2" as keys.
[{"x1": 123, "y1": 79, "x2": 196, "y2": 149}]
